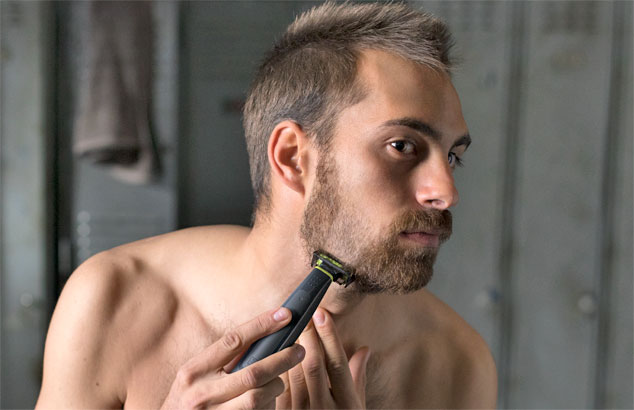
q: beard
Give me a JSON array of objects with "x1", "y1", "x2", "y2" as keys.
[{"x1": 300, "y1": 156, "x2": 452, "y2": 294}]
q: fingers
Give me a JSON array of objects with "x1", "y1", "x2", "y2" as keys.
[
  {"x1": 313, "y1": 308, "x2": 370, "y2": 406},
  {"x1": 220, "y1": 376, "x2": 285, "y2": 410},
  {"x1": 311, "y1": 308, "x2": 356, "y2": 399},
  {"x1": 224, "y1": 344, "x2": 305, "y2": 399},
  {"x1": 185, "y1": 344, "x2": 304, "y2": 405},
  {"x1": 163, "y1": 308, "x2": 299, "y2": 409},
  {"x1": 298, "y1": 320, "x2": 330, "y2": 407},
  {"x1": 289, "y1": 361, "x2": 309, "y2": 408},
  {"x1": 185, "y1": 308, "x2": 293, "y2": 380},
  {"x1": 278, "y1": 308, "x2": 370, "y2": 409},
  {"x1": 275, "y1": 372, "x2": 291, "y2": 409}
]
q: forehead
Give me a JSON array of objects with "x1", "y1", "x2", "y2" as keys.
[{"x1": 333, "y1": 49, "x2": 467, "y2": 143}]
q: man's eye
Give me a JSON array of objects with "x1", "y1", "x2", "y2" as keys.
[
  {"x1": 448, "y1": 152, "x2": 464, "y2": 168},
  {"x1": 390, "y1": 140, "x2": 416, "y2": 155}
]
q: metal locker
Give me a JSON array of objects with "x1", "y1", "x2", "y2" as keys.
[{"x1": 510, "y1": 2, "x2": 622, "y2": 408}]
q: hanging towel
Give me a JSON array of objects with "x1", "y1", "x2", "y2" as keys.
[{"x1": 73, "y1": 0, "x2": 159, "y2": 184}]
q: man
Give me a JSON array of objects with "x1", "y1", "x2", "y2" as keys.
[{"x1": 37, "y1": 2, "x2": 497, "y2": 408}]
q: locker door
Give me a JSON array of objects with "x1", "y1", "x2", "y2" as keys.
[
  {"x1": 510, "y1": 2, "x2": 617, "y2": 407},
  {"x1": 179, "y1": 1, "x2": 321, "y2": 227},
  {"x1": 57, "y1": 2, "x2": 179, "y2": 279},
  {"x1": 1, "y1": 3, "x2": 54, "y2": 406}
]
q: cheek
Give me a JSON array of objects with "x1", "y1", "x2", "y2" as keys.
[{"x1": 335, "y1": 151, "x2": 411, "y2": 219}]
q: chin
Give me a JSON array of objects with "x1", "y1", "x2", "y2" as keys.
[{"x1": 346, "y1": 269, "x2": 434, "y2": 295}]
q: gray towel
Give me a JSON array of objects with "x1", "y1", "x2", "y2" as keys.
[{"x1": 73, "y1": 0, "x2": 159, "y2": 184}]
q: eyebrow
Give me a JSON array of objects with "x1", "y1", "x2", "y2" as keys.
[{"x1": 381, "y1": 117, "x2": 472, "y2": 149}]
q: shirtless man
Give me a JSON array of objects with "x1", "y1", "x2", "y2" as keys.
[{"x1": 36, "y1": 2, "x2": 497, "y2": 408}]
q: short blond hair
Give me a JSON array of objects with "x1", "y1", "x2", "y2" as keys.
[{"x1": 243, "y1": 1, "x2": 454, "y2": 216}]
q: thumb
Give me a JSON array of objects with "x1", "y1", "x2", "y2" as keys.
[{"x1": 349, "y1": 346, "x2": 371, "y2": 405}]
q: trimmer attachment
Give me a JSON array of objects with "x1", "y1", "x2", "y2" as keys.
[
  {"x1": 231, "y1": 251, "x2": 354, "y2": 372},
  {"x1": 311, "y1": 251, "x2": 355, "y2": 287}
]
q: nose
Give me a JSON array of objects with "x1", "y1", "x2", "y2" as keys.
[{"x1": 414, "y1": 154, "x2": 459, "y2": 210}]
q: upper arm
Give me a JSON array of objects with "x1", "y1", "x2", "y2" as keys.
[
  {"x1": 451, "y1": 332, "x2": 498, "y2": 409},
  {"x1": 36, "y1": 253, "x2": 128, "y2": 409}
]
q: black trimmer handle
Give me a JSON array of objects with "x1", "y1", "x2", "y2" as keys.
[{"x1": 230, "y1": 267, "x2": 332, "y2": 373}]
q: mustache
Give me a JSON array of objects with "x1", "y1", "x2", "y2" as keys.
[{"x1": 390, "y1": 209, "x2": 453, "y2": 242}]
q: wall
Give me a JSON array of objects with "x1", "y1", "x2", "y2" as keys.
[
  {"x1": 0, "y1": 2, "x2": 55, "y2": 407},
  {"x1": 423, "y1": 1, "x2": 633, "y2": 408},
  {"x1": 0, "y1": 1, "x2": 181, "y2": 406}
]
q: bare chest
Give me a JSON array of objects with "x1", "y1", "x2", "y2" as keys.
[
  {"x1": 120, "y1": 303, "x2": 450, "y2": 408},
  {"x1": 364, "y1": 349, "x2": 420, "y2": 409},
  {"x1": 364, "y1": 341, "x2": 458, "y2": 409},
  {"x1": 122, "y1": 310, "x2": 220, "y2": 409},
  {"x1": 122, "y1": 342, "x2": 418, "y2": 408}
]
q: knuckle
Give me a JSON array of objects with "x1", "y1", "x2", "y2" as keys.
[
  {"x1": 327, "y1": 359, "x2": 348, "y2": 378},
  {"x1": 182, "y1": 389, "x2": 206, "y2": 409},
  {"x1": 221, "y1": 330, "x2": 243, "y2": 351},
  {"x1": 242, "y1": 390, "x2": 261, "y2": 409},
  {"x1": 176, "y1": 365, "x2": 195, "y2": 387},
  {"x1": 316, "y1": 325, "x2": 340, "y2": 346},
  {"x1": 240, "y1": 366, "x2": 261, "y2": 388},
  {"x1": 320, "y1": 330, "x2": 338, "y2": 345},
  {"x1": 255, "y1": 314, "x2": 271, "y2": 332},
  {"x1": 289, "y1": 368, "x2": 305, "y2": 384},
  {"x1": 302, "y1": 357, "x2": 323, "y2": 379}
]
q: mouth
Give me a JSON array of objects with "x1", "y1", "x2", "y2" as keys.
[{"x1": 399, "y1": 230, "x2": 441, "y2": 247}]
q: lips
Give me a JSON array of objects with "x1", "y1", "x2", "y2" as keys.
[
  {"x1": 391, "y1": 209, "x2": 452, "y2": 247},
  {"x1": 399, "y1": 231, "x2": 441, "y2": 247},
  {"x1": 402, "y1": 228, "x2": 443, "y2": 236}
]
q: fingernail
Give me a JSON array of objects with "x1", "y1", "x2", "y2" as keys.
[
  {"x1": 296, "y1": 345, "x2": 306, "y2": 361},
  {"x1": 313, "y1": 309, "x2": 325, "y2": 326},
  {"x1": 274, "y1": 308, "x2": 289, "y2": 321}
]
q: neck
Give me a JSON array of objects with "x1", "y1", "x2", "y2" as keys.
[{"x1": 237, "y1": 210, "x2": 372, "y2": 321}]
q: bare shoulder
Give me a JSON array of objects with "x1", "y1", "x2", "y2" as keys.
[
  {"x1": 36, "y1": 225, "x2": 248, "y2": 408},
  {"x1": 36, "y1": 245, "x2": 178, "y2": 409},
  {"x1": 397, "y1": 290, "x2": 498, "y2": 408}
]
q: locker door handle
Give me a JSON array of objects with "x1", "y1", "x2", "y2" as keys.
[
  {"x1": 475, "y1": 287, "x2": 501, "y2": 310},
  {"x1": 577, "y1": 292, "x2": 597, "y2": 316}
]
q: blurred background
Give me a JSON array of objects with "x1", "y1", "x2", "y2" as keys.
[{"x1": 0, "y1": 1, "x2": 631, "y2": 408}]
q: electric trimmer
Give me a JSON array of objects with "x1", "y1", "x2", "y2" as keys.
[{"x1": 231, "y1": 251, "x2": 354, "y2": 373}]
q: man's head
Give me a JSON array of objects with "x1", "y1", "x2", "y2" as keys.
[
  {"x1": 243, "y1": 1, "x2": 454, "y2": 215},
  {"x1": 244, "y1": 2, "x2": 470, "y2": 293}
]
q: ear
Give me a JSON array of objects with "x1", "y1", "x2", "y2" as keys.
[{"x1": 267, "y1": 120, "x2": 312, "y2": 196}]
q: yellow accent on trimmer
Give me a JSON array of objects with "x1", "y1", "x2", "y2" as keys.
[
  {"x1": 314, "y1": 265, "x2": 334, "y2": 282},
  {"x1": 319, "y1": 253, "x2": 343, "y2": 268}
]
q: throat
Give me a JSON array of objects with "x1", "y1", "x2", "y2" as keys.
[{"x1": 320, "y1": 283, "x2": 368, "y2": 315}]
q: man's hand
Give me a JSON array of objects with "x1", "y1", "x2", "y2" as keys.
[
  {"x1": 161, "y1": 308, "x2": 305, "y2": 409},
  {"x1": 277, "y1": 308, "x2": 371, "y2": 409}
]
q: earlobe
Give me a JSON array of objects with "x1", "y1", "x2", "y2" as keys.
[{"x1": 268, "y1": 121, "x2": 309, "y2": 196}]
